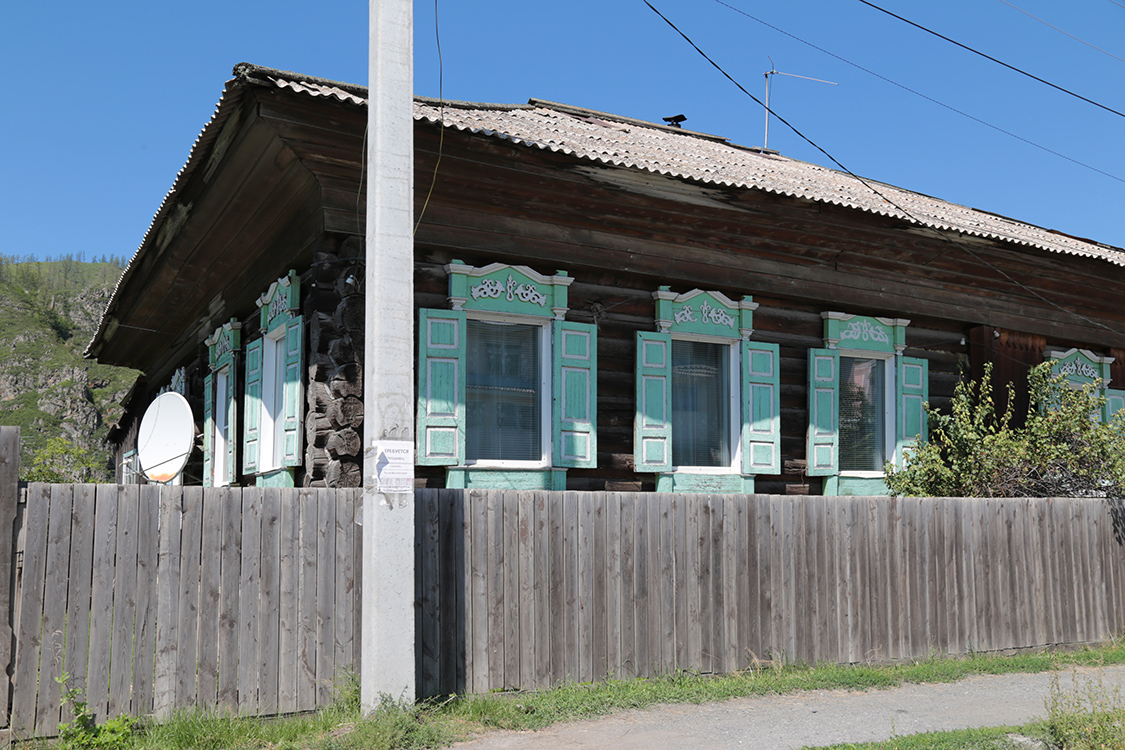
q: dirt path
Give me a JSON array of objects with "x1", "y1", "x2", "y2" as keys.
[{"x1": 453, "y1": 665, "x2": 1125, "y2": 749}]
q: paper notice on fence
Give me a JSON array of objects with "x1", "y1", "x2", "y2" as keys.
[{"x1": 372, "y1": 440, "x2": 414, "y2": 494}]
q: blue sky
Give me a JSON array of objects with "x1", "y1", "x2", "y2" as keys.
[{"x1": 4, "y1": 0, "x2": 1124, "y2": 262}]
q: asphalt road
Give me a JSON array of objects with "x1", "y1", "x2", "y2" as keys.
[{"x1": 452, "y1": 665, "x2": 1125, "y2": 749}]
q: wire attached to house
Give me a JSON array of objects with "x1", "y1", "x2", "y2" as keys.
[
  {"x1": 997, "y1": 0, "x2": 1125, "y2": 65},
  {"x1": 414, "y1": 0, "x2": 446, "y2": 236},
  {"x1": 712, "y1": 0, "x2": 1125, "y2": 185},
  {"x1": 643, "y1": 0, "x2": 1116, "y2": 335},
  {"x1": 854, "y1": 0, "x2": 1125, "y2": 120}
]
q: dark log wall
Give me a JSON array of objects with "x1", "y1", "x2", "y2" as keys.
[{"x1": 302, "y1": 236, "x2": 365, "y2": 488}]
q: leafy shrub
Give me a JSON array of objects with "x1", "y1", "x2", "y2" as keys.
[
  {"x1": 57, "y1": 676, "x2": 136, "y2": 750},
  {"x1": 1046, "y1": 671, "x2": 1125, "y2": 749},
  {"x1": 885, "y1": 362, "x2": 1125, "y2": 502}
]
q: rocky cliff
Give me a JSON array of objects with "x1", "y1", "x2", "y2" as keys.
[{"x1": 0, "y1": 258, "x2": 138, "y2": 479}]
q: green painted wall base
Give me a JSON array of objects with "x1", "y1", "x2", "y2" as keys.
[
  {"x1": 834, "y1": 475, "x2": 889, "y2": 496},
  {"x1": 655, "y1": 473, "x2": 755, "y2": 494},
  {"x1": 255, "y1": 468, "x2": 296, "y2": 488},
  {"x1": 447, "y1": 468, "x2": 567, "y2": 490}
]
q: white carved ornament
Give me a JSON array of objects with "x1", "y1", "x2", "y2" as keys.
[
  {"x1": 268, "y1": 288, "x2": 290, "y2": 322},
  {"x1": 840, "y1": 319, "x2": 890, "y2": 346},
  {"x1": 470, "y1": 274, "x2": 548, "y2": 307},
  {"x1": 1058, "y1": 359, "x2": 1100, "y2": 380},
  {"x1": 674, "y1": 300, "x2": 735, "y2": 328}
]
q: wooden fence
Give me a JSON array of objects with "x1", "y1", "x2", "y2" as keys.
[
  {"x1": 414, "y1": 489, "x2": 1125, "y2": 697},
  {"x1": 5, "y1": 418, "x2": 1125, "y2": 731},
  {"x1": 9, "y1": 480, "x2": 361, "y2": 738}
]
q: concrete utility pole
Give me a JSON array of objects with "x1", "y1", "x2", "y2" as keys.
[{"x1": 363, "y1": 0, "x2": 415, "y2": 709}]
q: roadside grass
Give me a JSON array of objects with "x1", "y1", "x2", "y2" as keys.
[
  {"x1": 43, "y1": 640, "x2": 1125, "y2": 750},
  {"x1": 805, "y1": 663, "x2": 1125, "y2": 750}
]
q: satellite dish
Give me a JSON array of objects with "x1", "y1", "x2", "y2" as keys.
[{"x1": 137, "y1": 391, "x2": 195, "y2": 483}]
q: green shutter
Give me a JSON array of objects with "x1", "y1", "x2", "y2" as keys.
[
  {"x1": 635, "y1": 332, "x2": 672, "y2": 473},
  {"x1": 203, "y1": 372, "x2": 214, "y2": 487},
  {"x1": 243, "y1": 337, "x2": 263, "y2": 475},
  {"x1": 742, "y1": 341, "x2": 781, "y2": 475},
  {"x1": 553, "y1": 321, "x2": 597, "y2": 468},
  {"x1": 1105, "y1": 388, "x2": 1125, "y2": 422},
  {"x1": 281, "y1": 317, "x2": 304, "y2": 467},
  {"x1": 225, "y1": 364, "x2": 238, "y2": 482},
  {"x1": 897, "y1": 356, "x2": 929, "y2": 466},
  {"x1": 807, "y1": 348, "x2": 839, "y2": 477},
  {"x1": 417, "y1": 309, "x2": 466, "y2": 466}
]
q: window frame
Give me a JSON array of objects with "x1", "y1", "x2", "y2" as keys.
[{"x1": 416, "y1": 261, "x2": 596, "y2": 490}]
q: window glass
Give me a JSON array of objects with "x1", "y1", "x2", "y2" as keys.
[
  {"x1": 215, "y1": 370, "x2": 229, "y2": 486},
  {"x1": 839, "y1": 356, "x2": 886, "y2": 471},
  {"x1": 671, "y1": 339, "x2": 731, "y2": 468},
  {"x1": 466, "y1": 320, "x2": 542, "y2": 461}
]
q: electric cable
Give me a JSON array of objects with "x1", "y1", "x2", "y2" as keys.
[
  {"x1": 643, "y1": 0, "x2": 1116, "y2": 335},
  {"x1": 854, "y1": 0, "x2": 1125, "y2": 119},
  {"x1": 713, "y1": 0, "x2": 1125, "y2": 185},
  {"x1": 997, "y1": 0, "x2": 1125, "y2": 65},
  {"x1": 415, "y1": 0, "x2": 446, "y2": 235}
]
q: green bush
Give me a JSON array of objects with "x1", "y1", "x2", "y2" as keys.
[
  {"x1": 1046, "y1": 671, "x2": 1125, "y2": 749},
  {"x1": 885, "y1": 362, "x2": 1125, "y2": 501}
]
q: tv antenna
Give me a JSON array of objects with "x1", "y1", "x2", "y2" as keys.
[{"x1": 762, "y1": 57, "x2": 838, "y2": 151}]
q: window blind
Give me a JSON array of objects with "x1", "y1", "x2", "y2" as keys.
[
  {"x1": 466, "y1": 320, "x2": 542, "y2": 461},
  {"x1": 671, "y1": 339, "x2": 731, "y2": 468}
]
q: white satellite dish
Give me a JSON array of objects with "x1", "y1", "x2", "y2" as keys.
[{"x1": 137, "y1": 391, "x2": 195, "y2": 483}]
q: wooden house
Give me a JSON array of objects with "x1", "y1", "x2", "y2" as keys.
[{"x1": 87, "y1": 63, "x2": 1125, "y2": 495}]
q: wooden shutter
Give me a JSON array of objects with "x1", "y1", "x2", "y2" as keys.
[
  {"x1": 1106, "y1": 388, "x2": 1125, "y2": 422},
  {"x1": 417, "y1": 309, "x2": 466, "y2": 466},
  {"x1": 742, "y1": 341, "x2": 781, "y2": 475},
  {"x1": 243, "y1": 337, "x2": 263, "y2": 475},
  {"x1": 553, "y1": 321, "x2": 597, "y2": 468},
  {"x1": 807, "y1": 348, "x2": 839, "y2": 477},
  {"x1": 897, "y1": 356, "x2": 929, "y2": 466},
  {"x1": 281, "y1": 317, "x2": 304, "y2": 467},
  {"x1": 203, "y1": 372, "x2": 214, "y2": 487},
  {"x1": 634, "y1": 332, "x2": 672, "y2": 473}
]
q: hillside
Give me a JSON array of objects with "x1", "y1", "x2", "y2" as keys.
[{"x1": 0, "y1": 256, "x2": 139, "y2": 480}]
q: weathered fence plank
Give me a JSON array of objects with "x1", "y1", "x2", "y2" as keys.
[
  {"x1": 0, "y1": 427, "x2": 20, "y2": 728},
  {"x1": 86, "y1": 484, "x2": 120, "y2": 721},
  {"x1": 62, "y1": 485, "x2": 96, "y2": 725},
  {"x1": 34, "y1": 485, "x2": 72, "y2": 736},
  {"x1": 107, "y1": 485, "x2": 140, "y2": 719},
  {"x1": 217, "y1": 488, "x2": 242, "y2": 713},
  {"x1": 237, "y1": 487, "x2": 263, "y2": 716},
  {"x1": 132, "y1": 485, "x2": 160, "y2": 717},
  {"x1": 11, "y1": 484, "x2": 50, "y2": 739},
  {"x1": 196, "y1": 488, "x2": 222, "y2": 711}
]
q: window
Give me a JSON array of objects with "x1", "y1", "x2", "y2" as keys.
[
  {"x1": 808, "y1": 313, "x2": 927, "y2": 496},
  {"x1": 1047, "y1": 348, "x2": 1122, "y2": 422},
  {"x1": 243, "y1": 271, "x2": 304, "y2": 487},
  {"x1": 634, "y1": 288, "x2": 778, "y2": 493},
  {"x1": 465, "y1": 319, "x2": 548, "y2": 464},
  {"x1": 417, "y1": 262, "x2": 596, "y2": 490},
  {"x1": 838, "y1": 355, "x2": 891, "y2": 472},
  {"x1": 670, "y1": 339, "x2": 734, "y2": 468},
  {"x1": 203, "y1": 320, "x2": 240, "y2": 487},
  {"x1": 120, "y1": 449, "x2": 139, "y2": 485}
]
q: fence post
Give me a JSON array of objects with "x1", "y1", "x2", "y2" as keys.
[{"x1": 0, "y1": 427, "x2": 20, "y2": 727}]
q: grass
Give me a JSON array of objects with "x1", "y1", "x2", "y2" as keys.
[{"x1": 39, "y1": 641, "x2": 1125, "y2": 750}]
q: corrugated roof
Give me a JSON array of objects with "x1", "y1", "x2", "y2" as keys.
[
  {"x1": 265, "y1": 67, "x2": 1125, "y2": 266},
  {"x1": 88, "y1": 64, "x2": 1125, "y2": 358}
]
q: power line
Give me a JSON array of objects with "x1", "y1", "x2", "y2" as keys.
[
  {"x1": 642, "y1": 0, "x2": 1115, "y2": 335},
  {"x1": 997, "y1": 0, "x2": 1125, "y2": 65},
  {"x1": 854, "y1": 0, "x2": 1125, "y2": 120},
  {"x1": 713, "y1": 0, "x2": 1125, "y2": 185}
]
